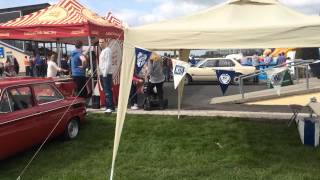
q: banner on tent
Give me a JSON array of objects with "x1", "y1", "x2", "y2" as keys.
[
  {"x1": 135, "y1": 47, "x2": 152, "y2": 74},
  {"x1": 266, "y1": 67, "x2": 287, "y2": 95},
  {"x1": 172, "y1": 59, "x2": 190, "y2": 89},
  {"x1": 216, "y1": 70, "x2": 235, "y2": 95}
]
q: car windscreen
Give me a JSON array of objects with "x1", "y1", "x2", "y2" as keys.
[{"x1": 196, "y1": 60, "x2": 205, "y2": 67}]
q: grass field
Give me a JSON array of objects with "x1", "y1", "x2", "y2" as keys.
[{"x1": 1, "y1": 114, "x2": 320, "y2": 180}]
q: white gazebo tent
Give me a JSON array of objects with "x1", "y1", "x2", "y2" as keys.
[{"x1": 110, "y1": 0, "x2": 320, "y2": 178}]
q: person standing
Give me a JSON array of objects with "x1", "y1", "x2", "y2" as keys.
[
  {"x1": 252, "y1": 54, "x2": 260, "y2": 83},
  {"x1": 129, "y1": 73, "x2": 144, "y2": 110},
  {"x1": 264, "y1": 54, "x2": 272, "y2": 68},
  {"x1": 47, "y1": 54, "x2": 68, "y2": 78},
  {"x1": 276, "y1": 52, "x2": 287, "y2": 66},
  {"x1": 4, "y1": 57, "x2": 16, "y2": 77},
  {"x1": 29, "y1": 55, "x2": 35, "y2": 77},
  {"x1": 71, "y1": 41, "x2": 88, "y2": 98},
  {"x1": 0, "y1": 61, "x2": 4, "y2": 77},
  {"x1": 98, "y1": 38, "x2": 115, "y2": 113},
  {"x1": 147, "y1": 53, "x2": 165, "y2": 107},
  {"x1": 13, "y1": 56, "x2": 19, "y2": 75},
  {"x1": 24, "y1": 56, "x2": 31, "y2": 76},
  {"x1": 35, "y1": 54, "x2": 43, "y2": 77},
  {"x1": 60, "y1": 55, "x2": 69, "y2": 76}
]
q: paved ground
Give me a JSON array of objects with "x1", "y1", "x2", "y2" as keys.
[
  {"x1": 134, "y1": 81, "x2": 303, "y2": 113},
  {"x1": 89, "y1": 80, "x2": 316, "y2": 119},
  {"x1": 88, "y1": 108, "x2": 310, "y2": 121}
]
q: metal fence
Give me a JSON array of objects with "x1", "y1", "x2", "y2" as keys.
[{"x1": 238, "y1": 59, "x2": 316, "y2": 99}]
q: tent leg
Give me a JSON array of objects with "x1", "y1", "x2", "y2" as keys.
[
  {"x1": 88, "y1": 36, "x2": 95, "y2": 96},
  {"x1": 57, "y1": 40, "x2": 62, "y2": 67},
  {"x1": 177, "y1": 49, "x2": 190, "y2": 119}
]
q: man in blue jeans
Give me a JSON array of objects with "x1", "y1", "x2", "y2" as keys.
[
  {"x1": 99, "y1": 39, "x2": 115, "y2": 113},
  {"x1": 71, "y1": 41, "x2": 90, "y2": 98}
]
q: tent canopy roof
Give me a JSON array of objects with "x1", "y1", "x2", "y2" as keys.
[
  {"x1": 133, "y1": 0, "x2": 319, "y2": 31},
  {"x1": 228, "y1": 0, "x2": 278, "y2": 4},
  {"x1": 126, "y1": 0, "x2": 320, "y2": 49},
  {"x1": 0, "y1": 0, "x2": 123, "y2": 42}
]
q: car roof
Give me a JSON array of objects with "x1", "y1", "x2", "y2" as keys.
[
  {"x1": 205, "y1": 58, "x2": 232, "y2": 60},
  {"x1": 0, "y1": 77, "x2": 54, "y2": 89}
]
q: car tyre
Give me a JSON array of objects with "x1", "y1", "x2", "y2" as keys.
[
  {"x1": 64, "y1": 118, "x2": 79, "y2": 140},
  {"x1": 184, "y1": 74, "x2": 192, "y2": 85}
]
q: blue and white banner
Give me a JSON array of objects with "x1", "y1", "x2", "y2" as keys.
[
  {"x1": 266, "y1": 67, "x2": 287, "y2": 95},
  {"x1": 172, "y1": 59, "x2": 190, "y2": 89},
  {"x1": 216, "y1": 70, "x2": 235, "y2": 95},
  {"x1": 298, "y1": 117, "x2": 320, "y2": 147},
  {"x1": 135, "y1": 47, "x2": 152, "y2": 74}
]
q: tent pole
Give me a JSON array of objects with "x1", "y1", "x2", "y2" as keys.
[
  {"x1": 57, "y1": 40, "x2": 61, "y2": 67},
  {"x1": 88, "y1": 36, "x2": 95, "y2": 96},
  {"x1": 177, "y1": 49, "x2": 190, "y2": 119},
  {"x1": 44, "y1": 43, "x2": 47, "y2": 58},
  {"x1": 65, "y1": 44, "x2": 67, "y2": 55}
]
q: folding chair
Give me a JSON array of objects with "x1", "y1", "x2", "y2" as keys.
[{"x1": 288, "y1": 104, "x2": 304, "y2": 127}]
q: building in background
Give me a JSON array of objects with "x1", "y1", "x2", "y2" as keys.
[{"x1": 0, "y1": 3, "x2": 50, "y2": 72}]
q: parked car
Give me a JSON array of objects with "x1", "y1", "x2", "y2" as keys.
[
  {"x1": 185, "y1": 58, "x2": 256, "y2": 84},
  {"x1": 0, "y1": 77, "x2": 86, "y2": 160}
]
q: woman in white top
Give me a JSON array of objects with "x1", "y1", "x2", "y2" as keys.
[{"x1": 47, "y1": 54, "x2": 68, "y2": 77}]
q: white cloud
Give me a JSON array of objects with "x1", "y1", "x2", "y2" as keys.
[
  {"x1": 279, "y1": 0, "x2": 320, "y2": 15},
  {"x1": 111, "y1": 0, "x2": 320, "y2": 26},
  {"x1": 280, "y1": 0, "x2": 319, "y2": 6},
  {"x1": 114, "y1": 0, "x2": 207, "y2": 26}
]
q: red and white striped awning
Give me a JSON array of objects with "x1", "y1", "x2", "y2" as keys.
[{"x1": 0, "y1": 0, "x2": 124, "y2": 42}]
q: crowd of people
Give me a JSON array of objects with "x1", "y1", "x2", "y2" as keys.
[
  {"x1": 242, "y1": 50, "x2": 288, "y2": 68},
  {"x1": 0, "y1": 56, "x2": 19, "y2": 77},
  {"x1": 0, "y1": 53, "x2": 71, "y2": 78},
  {"x1": 0, "y1": 42, "x2": 176, "y2": 112}
]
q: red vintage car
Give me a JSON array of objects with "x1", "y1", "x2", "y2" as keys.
[{"x1": 0, "y1": 77, "x2": 86, "y2": 160}]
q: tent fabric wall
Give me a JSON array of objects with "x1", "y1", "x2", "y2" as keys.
[{"x1": 110, "y1": 29, "x2": 135, "y2": 179}]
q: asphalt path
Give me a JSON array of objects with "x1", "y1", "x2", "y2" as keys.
[{"x1": 137, "y1": 81, "x2": 298, "y2": 113}]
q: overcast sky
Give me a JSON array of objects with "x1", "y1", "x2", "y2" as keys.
[{"x1": 0, "y1": 0, "x2": 319, "y2": 26}]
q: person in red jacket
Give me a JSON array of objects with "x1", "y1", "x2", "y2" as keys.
[{"x1": 129, "y1": 74, "x2": 144, "y2": 110}]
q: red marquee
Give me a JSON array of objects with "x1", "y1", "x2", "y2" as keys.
[{"x1": 0, "y1": 0, "x2": 124, "y2": 42}]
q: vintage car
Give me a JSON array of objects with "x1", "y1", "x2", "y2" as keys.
[
  {"x1": 185, "y1": 58, "x2": 257, "y2": 84},
  {"x1": 0, "y1": 77, "x2": 86, "y2": 160}
]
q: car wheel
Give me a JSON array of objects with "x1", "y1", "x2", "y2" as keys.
[
  {"x1": 64, "y1": 119, "x2": 79, "y2": 140},
  {"x1": 184, "y1": 74, "x2": 192, "y2": 85}
]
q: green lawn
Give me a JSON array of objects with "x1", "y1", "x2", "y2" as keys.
[{"x1": 1, "y1": 114, "x2": 320, "y2": 180}]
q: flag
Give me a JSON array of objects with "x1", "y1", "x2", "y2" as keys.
[
  {"x1": 266, "y1": 67, "x2": 287, "y2": 95},
  {"x1": 135, "y1": 47, "x2": 152, "y2": 74},
  {"x1": 105, "y1": 11, "x2": 123, "y2": 27},
  {"x1": 172, "y1": 59, "x2": 190, "y2": 89},
  {"x1": 216, "y1": 70, "x2": 235, "y2": 95}
]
